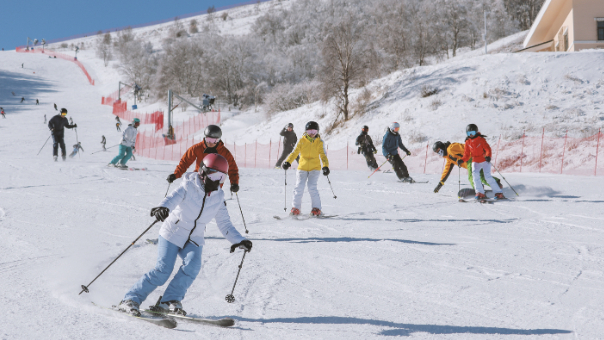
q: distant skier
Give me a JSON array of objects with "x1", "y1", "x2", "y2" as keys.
[
  {"x1": 69, "y1": 117, "x2": 74, "y2": 125},
  {"x1": 167, "y1": 125, "x2": 240, "y2": 194},
  {"x1": 458, "y1": 124, "x2": 505, "y2": 200},
  {"x1": 382, "y1": 122, "x2": 413, "y2": 183},
  {"x1": 20, "y1": 97, "x2": 25, "y2": 103},
  {"x1": 282, "y1": 121, "x2": 330, "y2": 217},
  {"x1": 108, "y1": 118, "x2": 140, "y2": 169},
  {"x1": 36, "y1": 99, "x2": 39, "y2": 105},
  {"x1": 21, "y1": 63, "x2": 23, "y2": 68},
  {"x1": 101, "y1": 135, "x2": 106, "y2": 150},
  {"x1": 432, "y1": 141, "x2": 502, "y2": 194},
  {"x1": 274, "y1": 123, "x2": 298, "y2": 169},
  {"x1": 48, "y1": 108, "x2": 77, "y2": 161},
  {"x1": 11, "y1": 92, "x2": 15, "y2": 96},
  {"x1": 54, "y1": 103, "x2": 57, "y2": 111},
  {"x1": 115, "y1": 116, "x2": 122, "y2": 131},
  {"x1": 1, "y1": 108, "x2": 5, "y2": 118},
  {"x1": 356, "y1": 125, "x2": 378, "y2": 170},
  {"x1": 69, "y1": 142, "x2": 84, "y2": 158},
  {"x1": 117, "y1": 154, "x2": 252, "y2": 317}
]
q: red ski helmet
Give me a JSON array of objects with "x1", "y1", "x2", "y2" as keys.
[{"x1": 200, "y1": 153, "x2": 229, "y2": 175}]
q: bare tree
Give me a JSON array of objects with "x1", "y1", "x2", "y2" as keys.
[
  {"x1": 444, "y1": 0, "x2": 469, "y2": 57},
  {"x1": 157, "y1": 38, "x2": 205, "y2": 98},
  {"x1": 503, "y1": 0, "x2": 545, "y2": 30},
  {"x1": 320, "y1": 16, "x2": 365, "y2": 121},
  {"x1": 95, "y1": 32, "x2": 113, "y2": 67}
]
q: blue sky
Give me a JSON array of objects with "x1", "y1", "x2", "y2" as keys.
[{"x1": 0, "y1": 0, "x2": 250, "y2": 50}]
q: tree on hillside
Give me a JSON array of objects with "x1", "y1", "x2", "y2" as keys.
[
  {"x1": 503, "y1": 0, "x2": 545, "y2": 30},
  {"x1": 157, "y1": 38, "x2": 205, "y2": 98},
  {"x1": 320, "y1": 16, "x2": 365, "y2": 122},
  {"x1": 95, "y1": 32, "x2": 113, "y2": 67}
]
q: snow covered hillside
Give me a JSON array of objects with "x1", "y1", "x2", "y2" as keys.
[{"x1": 2, "y1": 48, "x2": 604, "y2": 339}]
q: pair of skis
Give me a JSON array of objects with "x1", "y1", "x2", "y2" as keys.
[
  {"x1": 93, "y1": 302, "x2": 234, "y2": 329},
  {"x1": 273, "y1": 214, "x2": 338, "y2": 220}
]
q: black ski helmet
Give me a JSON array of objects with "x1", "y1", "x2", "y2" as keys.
[
  {"x1": 204, "y1": 125, "x2": 222, "y2": 139},
  {"x1": 466, "y1": 124, "x2": 478, "y2": 134},
  {"x1": 60, "y1": 108, "x2": 68, "y2": 114},
  {"x1": 433, "y1": 141, "x2": 446, "y2": 153},
  {"x1": 286, "y1": 123, "x2": 293, "y2": 129},
  {"x1": 362, "y1": 125, "x2": 369, "y2": 131},
  {"x1": 305, "y1": 121, "x2": 319, "y2": 131}
]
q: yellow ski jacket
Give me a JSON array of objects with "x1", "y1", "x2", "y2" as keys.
[
  {"x1": 286, "y1": 133, "x2": 329, "y2": 171},
  {"x1": 439, "y1": 142, "x2": 468, "y2": 183}
]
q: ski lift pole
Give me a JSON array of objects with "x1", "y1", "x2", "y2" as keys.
[
  {"x1": 37, "y1": 134, "x2": 52, "y2": 155},
  {"x1": 79, "y1": 219, "x2": 160, "y2": 295}
]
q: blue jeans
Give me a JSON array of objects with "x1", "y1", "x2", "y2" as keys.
[
  {"x1": 123, "y1": 236, "x2": 203, "y2": 304},
  {"x1": 110, "y1": 145, "x2": 133, "y2": 166}
]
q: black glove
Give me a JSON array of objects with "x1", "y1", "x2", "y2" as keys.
[
  {"x1": 456, "y1": 159, "x2": 463, "y2": 167},
  {"x1": 150, "y1": 207, "x2": 170, "y2": 222},
  {"x1": 73, "y1": 124, "x2": 77, "y2": 128},
  {"x1": 485, "y1": 156, "x2": 491, "y2": 163},
  {"x1": 230, "y1": 183, "x2": 239, "y2": 192},
  {"x1": 167, "y1": 174, "x2": 177, "y2": 183},
  {"x1": 282, "y1": 162, "x2": 291, "y2": 170},
  {"x1": 230, "y1": 240, "x2": 252, "y2": 253},
  {"x1": 322, "y1": 167, "x2": 330, "y2": 176},
  {"x1": 386, "y1": 154, "x2": 394, "y2": 161},
  {"x1": 434, "y1": 181, "x2": 444, "y2": 193},
  {"x1": 405, "y1": 150, "x2": 411, "y2": 156}
]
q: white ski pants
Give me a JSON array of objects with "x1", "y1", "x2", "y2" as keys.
[
  {"x1": 472, "y1": 161, "x2": 502, "y2": 195},
  {"x1": 292, "y1": 170, "x2": 321, "y2": 210}
]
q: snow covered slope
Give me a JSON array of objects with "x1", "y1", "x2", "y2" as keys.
[{"x1": 2, "y1": 49, "x2": 604, "y2": 339}]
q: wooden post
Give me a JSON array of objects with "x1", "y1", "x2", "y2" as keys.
[
  {"x1": 423, "y1": 142, "x2": 429, "y2": 174},
  {"x1": 539, "y1": 127, "x2": 544, "y2": 172},
  {"x1": 596, "y1": 128, "x2": 601, "y2": 176},
  {"x1": 520, "y1": 131, "x2": 525, "y2": 173},
  {"x1": 560, "y1": 130, "x2": 567, "y2": 174}
]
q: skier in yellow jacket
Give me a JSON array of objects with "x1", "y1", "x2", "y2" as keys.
[
  {"x1": 282, "y1": 121, "x2": 330, "y2": 217},
  {"x1": 432, "y1": 141, "x2": 502, "y2": 194}
]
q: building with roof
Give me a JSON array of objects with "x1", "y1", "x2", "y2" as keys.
[{"x1": 521, "y1": 0, "x2": 604, "y2": 52}]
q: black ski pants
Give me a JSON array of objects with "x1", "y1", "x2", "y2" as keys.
[
  {"x1": 52, "y1": 134, "x2": 66, "y2": 157},
  {"x1": 388, "y1": 154, "x2": 409, "y2": 180},
  {"x1": 275, "y1": 147, "x2": 299, "y2": 167},
  {"x1": 362, "y1": 150, "x2": 378, "y2": 169}
]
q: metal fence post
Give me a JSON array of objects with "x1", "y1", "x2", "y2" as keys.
[{"x1": 423, "y1": 142, "x2": 428, "y2": 174}]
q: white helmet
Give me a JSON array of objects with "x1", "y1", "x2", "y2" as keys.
[{"x1": 389, "y1": 122, "x2": 400, "y2": 133}]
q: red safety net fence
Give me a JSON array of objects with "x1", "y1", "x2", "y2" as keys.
[{"x1": 15, "y1": 47, "x2": 95, "y2": 85}]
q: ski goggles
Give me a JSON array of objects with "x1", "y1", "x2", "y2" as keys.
[
  {"x1": 306, "y1": 129, "x2": 318, "y2": 135},
  {"x1": 205, "y1": 137, "x2": 220, "y2": 144},
  {"x1": 61, "y1": 112, "x2": 67, "y2": 116},
  {"x1": 393, "y1": 127, "x2": 400, "y2": 132},
  {"x1": 205, "y1": 168, "x2": 227, "y2": 182},
  {"x1": 467, "y1": 131, "x2": 477, "y2": 137}
]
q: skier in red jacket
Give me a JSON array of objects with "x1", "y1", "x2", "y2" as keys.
[{"x1": 459, "y1": 124, "x2": 505, "y2": 200}]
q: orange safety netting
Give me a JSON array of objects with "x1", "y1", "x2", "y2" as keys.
[{"x1": 16, "y1": 47, "x2": 95, "y2": 85}]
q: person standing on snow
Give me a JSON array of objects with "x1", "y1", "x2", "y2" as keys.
[
  {"x1": 458, "y1": 124, "x2": 505, "y2": 200},
  {"x1": 282, "y1": 121, "x2": 330, "y2": 217},
  {"x1": 20, "y1": 97, "x2": 25, "y2": 103},
  {"x1": 1, "y1": 108, "x2": 5, "y2": 118},
  {"x1": 108, "y1": 118, "x2": 139, "y2": 169},
  {"x1": 356, "y1": 125, "x2": 379, "y2": 170},
  {"x1": 118, "y1": 154, "x2": 252, "y2": 317},
  {"x1": 101, "y1": 135, "x2": 106, "y2": 151},
  {"x1": 432, "y1": 141, "x2": 502, "y2": 194},
  {"x1": 382, "y1": 122, "x2": 413, "y2": 183},
  {"x1": 44, "y1": 114, "x2": 46, "y2": 123},
  {"x1": 48, "y1": 108, "x2": 77, "y2": 161},
  {"x1": 54, "y1": 103, "x2": 57, "y2": 111},
  {"x1": 115, "y1": 116, "x2": 122, "y2": 132},
  {"x1": 275, "y1": 123, "x2": 298, "y2": 169},
  {"x1": 167, "y1": 125, "x2": 240, "y2": 194}
]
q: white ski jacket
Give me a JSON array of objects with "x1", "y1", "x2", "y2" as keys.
[
  {"x1": 121, "y1": 124, "x2": 138, "y2": 147},
  {"x1": 158, "y1": 172, "x2": 246, "y2": 248}
]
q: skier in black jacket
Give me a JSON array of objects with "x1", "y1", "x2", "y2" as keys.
[
  {"x1": 48, "y1": 108, "x2": 77, "y2": 161},
  {"x1": 275, "y1": 123, "x2": 299, "y2": 168},
  {"x1": 356, "y1": 125, "x2": 379, "y2": 170}
]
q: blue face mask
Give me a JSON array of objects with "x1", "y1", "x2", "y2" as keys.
[
  {"x1": 438, "y1": 149, "x2": 445, "y2": 157},
  {"x1": 467, "y1": 131, "x2": 477, "y2": 137}
]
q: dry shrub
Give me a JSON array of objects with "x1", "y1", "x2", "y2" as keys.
[
  {"x1": 265, "y1": 81, "x2": 320, "y2": 118},
  {"x1": 545, "y1": 104, "x2": 558, "y2": 110},
  {"x1": 565, "y1": 74, "x2": 583, "y2": 84},
  {"x1": 420, "y1": 85, "x2": 438, "y2": 98},
  {"x1": 351, "y1": 87, "x2": 372, "y2": 116},
  {"x1": 430, "y1": 99, "x2": 442, "y2": 111}
]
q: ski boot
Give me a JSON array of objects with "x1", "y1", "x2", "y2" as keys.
[
  {"x1": 310, "y1": 208, "x2": 322, "y2": 217},
  {"x1": 401, "y1": 177, "x2": 415, "y2": 183},
  {"x1": 53, "y1": 156, "x2": 58, "y2": 162},
  {"x1": 150, "y1": 300, "x2": 186, "y2": 316},
  {"x1": 474, "y1": 192, "x2": 487, "y2": 201},
  {"x1": 117, "y1": 300, "x2": 141, "y2": 317},
  {"x1": 290, "y1": 207, "x2": 301, "y2": 216},
  {"x1": 62, "y1": 155, "x2": 66, "y2": 161},
  {"x1": 274, "y1": 166, "x2": 281, "y2": 169},
  {"x1": 107, "y1": 163, "x2": 116, "y2": 167},
  {"x1": 494, "y1": 193, "x2": 506, "y2": 200},
  {"x1": 117, "y1": 164, "x2": 128, "y2": 169}
]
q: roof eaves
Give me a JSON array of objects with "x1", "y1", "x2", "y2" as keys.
[{"x1": 523, "y1": 0, "x2": 554, "y2": 48}]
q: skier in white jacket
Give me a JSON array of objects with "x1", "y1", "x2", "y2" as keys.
[
  {"x1": 118, "y1": 154, "x2": 252, "y2": 316},
  {"x1": 108, "y1": 118, "x2": 139, "y2": 168}
]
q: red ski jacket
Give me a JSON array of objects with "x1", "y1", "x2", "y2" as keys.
[{"x1": 462, "y1": 133, "x2": 492, "y2": 163}]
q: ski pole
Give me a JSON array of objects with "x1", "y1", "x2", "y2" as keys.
[
  {"x1": 75, "y1": 128, "x2": 80, "y2": 158},
  {"x1": 37, "y1": 134, "x2": 52, "y2": 155},
  {"x1": 368, "y1": 159, "x2": 389, "y2": 178},
  {"x1": 490, "y1": 162, "x2": 519, "y2": 196},
  {"x1": 225, "y1": 250, "x2": 248, "y2": 303},
  {"x1": 283, "y1": 169, "x2": 287, "y2": 212},
  {"x1": 235, "y1": 193, "x2": 249, "y2": 234},
  {"x1": 458, "y1": 166, "x2": 461, "y2": 199},
  {"x1": 326, "y1": 175, "x2": 337, "y2": 199},
  {"x1": 79, "y1": 219, "x2": 160, "y2": 295},
  {"x1": 92, "y1": 144, "x2": 119, "y2": 154},
  {"x1": 164, "y1": 183, "x2": 171, "y2": 198}
]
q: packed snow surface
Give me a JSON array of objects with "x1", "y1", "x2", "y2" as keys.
[{"x1": 2, "y1": 48, "x2": 604, "y2": 339}]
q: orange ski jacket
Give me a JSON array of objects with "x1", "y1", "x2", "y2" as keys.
[
  {"x1": 173, "y1": 140, "x2": 239, "y2": 185},
  {"x1": 462, "y1": 133, "x2": 492, "y2": 164}
]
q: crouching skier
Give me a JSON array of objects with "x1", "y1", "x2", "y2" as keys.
[
  {"x1": 282, "y1": 121, "x2": 330, "y2": 217},
  {"x1": 118, "y1": 154, "x2": 253, "y2": 316}
]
